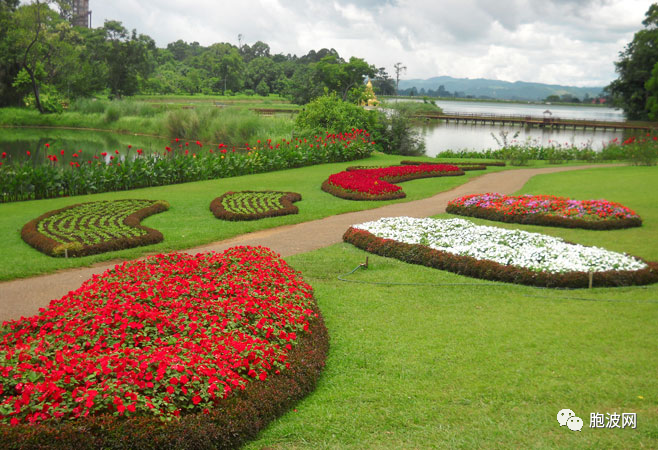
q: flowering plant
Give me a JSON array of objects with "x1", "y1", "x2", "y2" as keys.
[
  {"x1": 344, "y1": 217, "x2": 658, "y2": 287},
  {"x1": 322, "y1": 164, "x2": 463, "y2": 200},
  {"x1": 447, "y1": 193, "x2": 642, "y2": 229},
  {"x1": 0, "y1": 246, "x2": 319, "y2": 426}
]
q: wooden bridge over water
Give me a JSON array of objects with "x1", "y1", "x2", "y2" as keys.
[{"x1": 413, "y1": 112, "x2": 655, "y2": 132}]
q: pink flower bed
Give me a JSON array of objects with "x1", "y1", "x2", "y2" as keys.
[
  {"x1": 447, "y1": 193, "x2": 642, "y2": 229},
  {"x1": 322, "y1": 164, "x2": 464, "y2": 200}
]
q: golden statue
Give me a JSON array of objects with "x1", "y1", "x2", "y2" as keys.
[{"x1": 361, "y1": 79, "x2": 379, "y2": 107}]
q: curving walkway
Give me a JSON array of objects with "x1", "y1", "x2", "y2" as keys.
[{"x1": 0, "y1": 165, "x2": 608, "y2": 322}]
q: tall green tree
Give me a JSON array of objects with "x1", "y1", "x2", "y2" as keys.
[
  {"x1": 0, "y1": 0, "x2": 21, "y2": 106},
  {"x1": 100, "y1": 20, "x2": 156, "y2": 98},
  {"x1": 607, "y1": 3, "x2": 658, "y2": 120},
  {"x1": 195, "y1": 43, "x2": 244, "y2": 94}
]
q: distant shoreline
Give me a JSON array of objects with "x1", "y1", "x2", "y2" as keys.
[{"x1": 380, "y1": 95, "x2": 614, "y2": 108}]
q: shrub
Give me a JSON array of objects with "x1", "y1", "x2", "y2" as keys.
[
  {"x1": 372, "y1": 110, "x2": 426, "y2": 156},
  {"x1": 295, "y1": 93, "x2": 378, "y2": 136}
]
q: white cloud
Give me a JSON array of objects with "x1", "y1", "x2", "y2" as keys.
[{"x1": 61, "y1": 0, "x2": 657, "y2": 86}]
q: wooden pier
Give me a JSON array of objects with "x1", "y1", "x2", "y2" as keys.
[{"x1": 414, "y1": 112, "x2": 655, "y2": 132}]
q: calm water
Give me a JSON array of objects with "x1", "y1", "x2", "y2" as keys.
[
  {"x1": 0, "y1": 128, "x2": 173, "y2": 164},
  {"x1": 390, "y1": 99, "x2": 630, "y2": 156}
]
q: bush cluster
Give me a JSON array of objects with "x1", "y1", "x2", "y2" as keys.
[
  {"x1": 21, "y1": 200, "x2": 169, "y2": 257},
  {"x1": 210, "y1": 191, "x2": 302, "y2": 221},
  {"x1": 343, "y1": 227, "x2": 658, "y2": 288}
]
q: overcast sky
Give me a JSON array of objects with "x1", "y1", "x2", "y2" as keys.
[{"x1": 84, "y1": 0, "x2": 653, "y2": 87}]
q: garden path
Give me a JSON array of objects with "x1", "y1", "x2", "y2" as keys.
[{"x1": 0, "y1": 164, "x2": 608, "y2": 322}]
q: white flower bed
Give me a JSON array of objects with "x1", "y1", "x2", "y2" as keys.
[{"x1": 352, "y1": 217, "x2": 646, "y2": 274}]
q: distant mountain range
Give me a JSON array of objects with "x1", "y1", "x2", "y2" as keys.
[{"x1": 398, "y1": 76, "x2": 605, "y2": 101}]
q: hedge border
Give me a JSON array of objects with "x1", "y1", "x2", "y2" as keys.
[
  {"x1": 322, "y1": 166, "x2": 465, "y2": 201},
  {"x1": 21, "y1": 200, "x2": 170, "y2": 258},
  {"x1": 401, "y1": 160, "x2": 506, "y2": 167},
  {"x1": 399, "y1": 160, "x2": 487, "y2": 171},
  {"x1": 446, "y1": 203, "x2": 643, "y2": 230},
  {"x1": 0, "y1": 303, "x2": 329, "y2": 450},
  {"x1": 210, "y1": 191, "x2": 302, "y2": 221},
  {"x1": 343, "y1": 227, "x2": 658, "y2": 288}
]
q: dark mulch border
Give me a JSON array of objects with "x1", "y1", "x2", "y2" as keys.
[
  {"x1": 21, "y1": 200, "x2": 170, "y2": 258},
  {"x1": 401, "y1": 160, "x2": 506, "y2": 168},
  {"x1": 446, "y1": 204, "x2": 643, "y2": 230},
  {"x1": 0, "y1": 303, "x2": 329, "y2": 450},
  {"x1": 399, "y1": 160, "x2": 487, "y2": 171},
  {"x1": 210, "y1": 191, "x2": 302, "y2": 221},
  {"x1": 343, "y1": 227, "x2": 658, "y2": 288},
  {"x1": 321, "y1": 168, "x2": 465, "y2": 201}
]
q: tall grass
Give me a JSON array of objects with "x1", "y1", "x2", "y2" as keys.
[
  {"x1": 0, "y1": 103, "x2": 295, "y2": 146},
  {"x1": 163, "y1": 107, "x2": 294, "y2": 144}
]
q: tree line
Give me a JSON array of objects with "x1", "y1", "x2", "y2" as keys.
[{"x1": 0, "y1": 0, "x2": 398, "y2": 112}]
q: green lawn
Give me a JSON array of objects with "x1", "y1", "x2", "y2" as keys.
[
  {"x1": 243, "y1": 164, "x2": 658, "y2": 449},
  {"x1": 0, "y1": 153, "x2": 517, "y2": 281}
]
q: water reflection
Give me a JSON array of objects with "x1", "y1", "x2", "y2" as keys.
[{"x1": 0, "y1": 128, "x2": 171, "y2": 164}]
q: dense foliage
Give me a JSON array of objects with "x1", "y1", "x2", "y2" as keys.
[
  {"x1": 447, "y1": 193, "x2": 642, "y2": 230},
  {"x1": 21, "y1": 199, "x2": 170, "y2": 257},
  {"x1": 0, "y1": 2, "x2": 385, "y2": 108},
  {"x1": 321, "y1": 164, "x2": 464, "y2": 200},
  {"x1": 210, "y1": 191, "x2": 301, "y2": 221},
  {"x1": 0, "y1": 131, "x2": 374, "y2": 202},
  {"x1": 344, "y1": 217, "x2": 658, "y2": 288},
  {"x1": 0, "y1": 246, "x2": 328, "y2": 448},
  {"x1": 607, "y1": 3, "x2": 658, "y2": 120}
]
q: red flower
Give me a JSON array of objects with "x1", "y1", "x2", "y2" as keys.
[
  {"x1": 60, "y1": 150, "x2": 65, "y2": 155},
  {"x1": 192, "y1": 395, "x2": 202, "y2": 405},
  {"x1": 1, "y1": 152, "x2": 5, "y2": 158},
  {"x1": 26, "y1": 151, "x2": 31, "y2": 156}
]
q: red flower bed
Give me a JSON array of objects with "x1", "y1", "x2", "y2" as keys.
[
  {"x1": 0, "y1": 247, "x2": 328, "y2": 448},
  {"x1": 322, "y1": 164, "x2": 464, "y2": 200},
  {"x1": 447, "y1": 193, "x2": 642, "y2": 230}
]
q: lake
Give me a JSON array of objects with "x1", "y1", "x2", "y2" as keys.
[
  {"x1": 390, "y1": 99, "x2": 630, "y2": 156},
  {"x1": 0, "y1": 127, "x2": 173, "y2": 164}
]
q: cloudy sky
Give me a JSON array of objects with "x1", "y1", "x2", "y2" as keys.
[{"x1": 86, "y1": 0, "x2": 653, "y2": 87}]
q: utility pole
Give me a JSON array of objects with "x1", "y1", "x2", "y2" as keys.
[{"x1": 393, "y1": 62, "x2": 407, "y2": 96}]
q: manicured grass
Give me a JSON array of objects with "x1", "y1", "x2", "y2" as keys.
[
  {"x1": 0, "y1": 153, "x2": 514, "y2": 281},
  {"x1": 244, "y1": 164, "x2": 658, "y2": 449}
]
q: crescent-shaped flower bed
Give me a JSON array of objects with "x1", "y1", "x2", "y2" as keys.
[
  {"x1": 0, "y1": 246, "x2": 328, "y2": 449},
  {"x1": 446, "y1": 193, "x2": 642, "y2": 230},
  {"x1": 210, "y1": 191, "x2": 302, "y2": 221},
  {"x1": 343, "y1": 217, "x2": 658, "y2": 288},
  {"x1": 322, "y1": 164, "x2": 464, "y2": 200},
  {"x1": 21, "y1": 199, "x2": 170, "y2": 257}
]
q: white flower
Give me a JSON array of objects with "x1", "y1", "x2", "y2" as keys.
[{"x1": 352, "y1": 217, "x2": 646, "y2": 273}]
